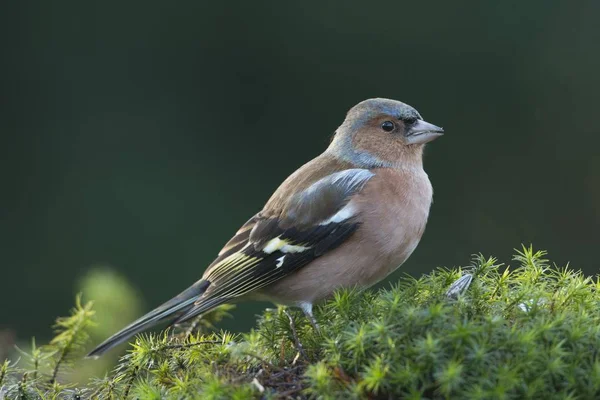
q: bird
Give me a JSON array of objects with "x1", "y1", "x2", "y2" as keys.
[{"x1": 88, "y1": 98, "x2": 444, "y2": 357}]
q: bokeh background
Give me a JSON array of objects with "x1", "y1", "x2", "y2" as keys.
[{"x1": 1, "y1": 0, "x2": 599, "y2": 349}]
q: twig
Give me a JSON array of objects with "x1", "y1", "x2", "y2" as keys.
[
  {"x1": 32, "y1": 358, "x2": 38, "y2": 381},
  {"x1": 159, "y1": 340, "x2": 221, "y2": 351},
  {"x1": 184, "y1": 317, "x2": 202, "y2": 337},
  {"x1": 276, "y1": 386, "x2": 305, "y2": 398},
  {"x1": 50, "y1": 343, "x2": 69, "y2": 384},
  {"x1": 241, "y1": 352, "x2": 279, "y2": 371},
  {"x1": 0, "y1": 360, "x2": 8, "y2": 388},
  {"x1": 122, "y1": 365, "x2": 138, "y2": 400},
  {"x1": 18, "y1": 373, "x2": 27, "y2": 400},
  {"x1": 283, "y1": 309, "x2": 308, "y2": 361},
  {"x1": 89, "y1": 379, "x2": 116, "y2": 400}
]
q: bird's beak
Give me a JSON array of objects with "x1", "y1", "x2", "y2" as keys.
[{"x1": 405, "y1": 119, "x2": 444, "y2": 145}]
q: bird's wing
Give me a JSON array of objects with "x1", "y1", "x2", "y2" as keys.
[{"x1": 174, "y1": 168, "x2": 375, "y2": 323}]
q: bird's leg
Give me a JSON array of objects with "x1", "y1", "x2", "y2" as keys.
[
  {"x1": 283, "y1": 308, "x2": 308, "y2": 360},
  {"x1": 298, "y1": 302, "x2": 320, "y2": 333}
]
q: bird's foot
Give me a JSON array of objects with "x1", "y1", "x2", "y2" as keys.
[
  {"x1": 298, "y1": 301, "x2": 320, "y2": 334},
  {"x1": 303, "y1": 310, "x2": 320, "y2": 333}
]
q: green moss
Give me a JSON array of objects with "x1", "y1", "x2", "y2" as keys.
[{"x1": 3, "y1": 246, "x2": 600, "y2": 399}]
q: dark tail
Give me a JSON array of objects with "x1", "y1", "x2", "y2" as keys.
[{"x1": 87, "y1": 280, "x2": 210, "y2": 358}]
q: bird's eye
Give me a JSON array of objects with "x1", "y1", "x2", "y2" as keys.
[{"x1": 381, "y1": 121, "x2": 395, "y2": 132}]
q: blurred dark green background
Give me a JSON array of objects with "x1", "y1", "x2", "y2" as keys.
[{"x1": 1, "y1": 1, "x2": 599, "y2": 343}]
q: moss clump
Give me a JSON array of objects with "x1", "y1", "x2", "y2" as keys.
[{"x1": 3, "y1": 246, "x2": 600, "y2": 399}]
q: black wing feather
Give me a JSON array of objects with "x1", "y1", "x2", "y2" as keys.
[{"x1": 174, "y1": 218, "x2": 359, "y2": 323}]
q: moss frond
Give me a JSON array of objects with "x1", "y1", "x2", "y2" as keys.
[
  {"x1": 5, "y1": 247, "x2": 600, "y2": 399},
  {"x1": 46, "y1": 295, "x2": 95, "y2": 384}
]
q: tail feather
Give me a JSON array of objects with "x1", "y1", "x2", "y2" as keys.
[
  {"x1": 173, "y1": 297, "x2": 228, "y2": 325},
  {"x1": 87, "y1": 280, "x2": 210, "y2": 358}
]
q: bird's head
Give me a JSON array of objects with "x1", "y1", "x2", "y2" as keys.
[{"x1": 327, "y1": 98, "x2": 444, "y2": 168}]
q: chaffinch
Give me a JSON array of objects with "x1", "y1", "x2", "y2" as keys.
[{"x1": 88, "y1": 98, "x2": 444, "y2": 356}]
